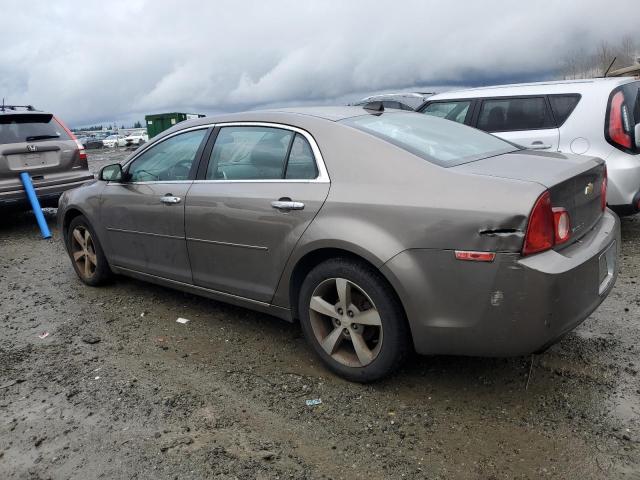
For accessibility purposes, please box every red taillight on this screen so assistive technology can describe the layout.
[522,191,555,255]
[608,91,632,149]
[454,251,496,262]
[54,115,87,161]
[523,190,575,255]
[552,207,571,244]
[601,166,607,212]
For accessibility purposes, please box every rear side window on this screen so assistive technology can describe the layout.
[285,134,317,179]
[421,101,471,124]
[548,94,580,125]
[477,97,554,132]
[341,112,518,167]
[207,127,319,180]
[207,126,293,180]
[0,114,71,145]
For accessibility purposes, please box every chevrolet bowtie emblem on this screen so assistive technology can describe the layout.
[584,182,594,195]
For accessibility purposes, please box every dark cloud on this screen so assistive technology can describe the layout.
[1,0,637,126]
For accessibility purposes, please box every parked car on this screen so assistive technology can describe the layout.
[124,131,148,146]
[352,92,434,111]
[75,134,103,149]
[0,105,93,209]
[76,135,90,147]
[103,134,126,148]
[418,77,640,214]
[58,107,619,382]
[84,137,105,149]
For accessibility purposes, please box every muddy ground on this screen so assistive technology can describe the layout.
[1,148,639,479]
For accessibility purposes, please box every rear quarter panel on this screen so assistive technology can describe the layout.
[271,121,545,309]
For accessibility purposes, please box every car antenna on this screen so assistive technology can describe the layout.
[363,101,384,114]
[603,56,617,77]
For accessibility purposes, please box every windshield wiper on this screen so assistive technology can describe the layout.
[25,134,60,141]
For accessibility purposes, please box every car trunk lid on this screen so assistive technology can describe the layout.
[452,150,606,245]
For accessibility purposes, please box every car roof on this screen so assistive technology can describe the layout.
[148,106,417,145]
[179,106,378,128]
[425,77,638,101]
[0,109,53,117]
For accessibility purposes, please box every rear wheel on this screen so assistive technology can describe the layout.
[67,215,111,286]
[298,258,410,382]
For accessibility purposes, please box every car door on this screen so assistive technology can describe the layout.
[473,96,559,151]
[101,127,210,283]
[185,124,330,303]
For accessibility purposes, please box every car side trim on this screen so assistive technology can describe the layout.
[112,265,274,307]
[105,227,183,240]
[186,237,268,251]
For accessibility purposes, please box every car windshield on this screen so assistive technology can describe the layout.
[341,112,519,167]
[0,114,71,145]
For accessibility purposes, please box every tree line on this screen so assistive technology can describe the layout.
[560,36,639,79]
[74,121,143,132]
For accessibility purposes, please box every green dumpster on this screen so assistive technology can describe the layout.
[145,112,206,138]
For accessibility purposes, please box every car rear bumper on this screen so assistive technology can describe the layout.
[381,209,620,356]
[0,171,94,208]
[606,150,640,209]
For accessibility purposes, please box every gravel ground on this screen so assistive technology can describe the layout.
[1,149,639,479]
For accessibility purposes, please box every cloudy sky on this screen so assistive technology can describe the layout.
[1,0,638,127]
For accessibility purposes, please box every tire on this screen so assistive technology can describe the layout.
[298,258,411,382]
[66,215,111,286]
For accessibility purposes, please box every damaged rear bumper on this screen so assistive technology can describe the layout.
[381,210,620,357]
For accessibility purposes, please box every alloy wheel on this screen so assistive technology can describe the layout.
[308,277,383,368]
[70,226,97,280]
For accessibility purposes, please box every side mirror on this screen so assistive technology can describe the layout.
[635,123,640,149]
[99,163,124,182]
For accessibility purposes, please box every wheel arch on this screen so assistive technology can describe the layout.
[61,207,86,244]
[284,246,409,331]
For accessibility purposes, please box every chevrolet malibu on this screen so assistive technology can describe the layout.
[57,106,620,382]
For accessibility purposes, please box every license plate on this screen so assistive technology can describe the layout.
[598,240,616,295]
[7,152,57,170]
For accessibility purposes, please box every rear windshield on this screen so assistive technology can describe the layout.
[341,112,518,167]
[0,114,71,145]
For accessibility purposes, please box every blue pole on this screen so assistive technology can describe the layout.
[19,172,52,239]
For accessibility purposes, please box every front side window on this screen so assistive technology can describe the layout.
[421,101,471,124]
[477,97,553,132]
[127,129,207,182]
[206,126,318,180]
[342,112,518,167]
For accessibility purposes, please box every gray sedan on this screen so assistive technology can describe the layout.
[57,107,620,382]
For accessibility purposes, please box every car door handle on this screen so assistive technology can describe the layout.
[529,141,551,150]
[271,200,305,211]
[160,195,181,204]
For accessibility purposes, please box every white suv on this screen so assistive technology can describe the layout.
[419,78,640,213]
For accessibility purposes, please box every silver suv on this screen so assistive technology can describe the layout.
[0,105,93,209]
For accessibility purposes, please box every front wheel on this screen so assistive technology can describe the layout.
[67,215,111,286]
[298,258,411,382]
